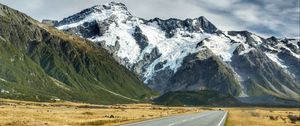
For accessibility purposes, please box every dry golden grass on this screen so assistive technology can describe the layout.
[0,99,203,126]
[224,107,300,126]
[0,99,299,126]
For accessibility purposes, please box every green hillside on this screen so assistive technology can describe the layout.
[0,4,154,104]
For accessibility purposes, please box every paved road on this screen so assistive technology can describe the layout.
[122,111,227,126]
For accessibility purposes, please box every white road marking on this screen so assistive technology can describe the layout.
[123,111,228,126]
[167,111,215,126]
[217,112,228,126]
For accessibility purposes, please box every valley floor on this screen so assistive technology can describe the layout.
[225,107,300,126]
[0,99,299,126]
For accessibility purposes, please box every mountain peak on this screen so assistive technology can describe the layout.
[92,2,129,13]
[194,16,218,33]
[56,2,132,28]
[57,2,217,35]
[103,2,127,9]
[146,16,217,37]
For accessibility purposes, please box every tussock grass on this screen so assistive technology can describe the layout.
[0,99,203,126]
[225,107,300,126]
[1,99,299,126]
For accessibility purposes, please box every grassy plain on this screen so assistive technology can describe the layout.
[0,99,299,126]
[225,107,300,126]
[0,99,202,126]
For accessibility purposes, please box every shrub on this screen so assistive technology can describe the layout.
[250,112,260,117]
[288,115,300,123]
[269,116,278,120]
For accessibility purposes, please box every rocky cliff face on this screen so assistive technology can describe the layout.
[55,2,300,104]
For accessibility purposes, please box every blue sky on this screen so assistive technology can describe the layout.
[0,0,299,38]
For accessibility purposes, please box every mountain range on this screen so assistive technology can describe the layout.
[54,2,300,105]
[0,2,299,106]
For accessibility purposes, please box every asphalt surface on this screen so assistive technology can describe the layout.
[122,111,228,126]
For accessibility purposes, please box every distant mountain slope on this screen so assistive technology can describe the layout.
[0,3,154,104]
[55,2,300,105]
[154,90,242,106]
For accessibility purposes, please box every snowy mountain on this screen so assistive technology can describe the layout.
[55,2,300,105]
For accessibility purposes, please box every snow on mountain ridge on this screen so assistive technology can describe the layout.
[56,2,227,83]
[54,2,300,103]
[57,2,131,30]
[139,22,210,82]
[55,2,275,84]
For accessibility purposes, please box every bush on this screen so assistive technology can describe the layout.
[250,112,260,117]
[82,111,93,115]
[288,115,300,123]
[269,116,278,120]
